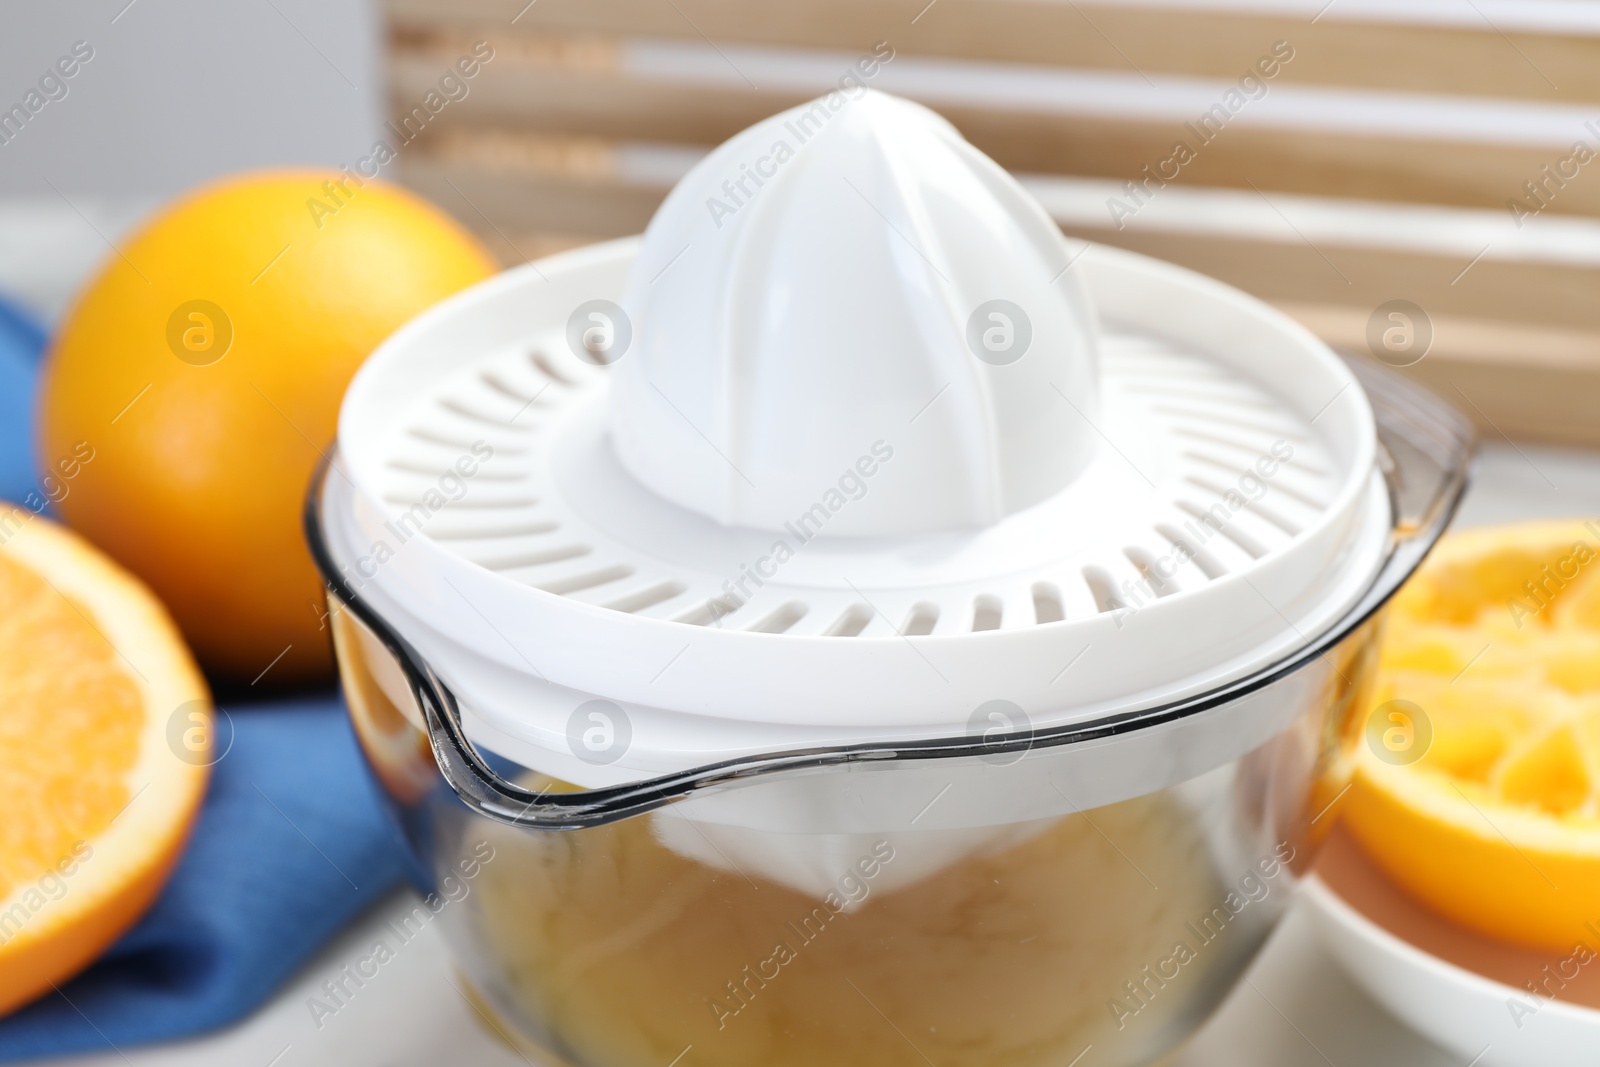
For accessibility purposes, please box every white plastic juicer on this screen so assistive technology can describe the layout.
[310,91,1472,1067]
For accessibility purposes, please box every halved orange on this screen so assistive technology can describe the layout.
[1345,520,1600,953]
[0,505,210,1014]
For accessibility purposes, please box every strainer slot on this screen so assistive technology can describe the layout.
[1182,475,1301,536]
[1123,546,1178,597]
[1252,474,1324,512]
[674,595,741,627]
[823,604,873,637]
[1176,433,1332,479]
[389,495,539,510]
[534,564,634,594]
[1182,451,1329,511]
[1173,426,1273,457]
[405,426,526,454]
[1158,406,1308,446]
[480,371,546,407]
[1156,523,1225,580]
[748,602,808,634]
[1177,500,1267,559]
[427,521,559,541]
[463,471,528,484]
[1244,498,1301,537]
[901,602,940,635]
[971,594,1003,631]
[387,460,454,476]
[440,397,536,430]
[602,581,687,614]
[386,455,525,483]
[529,348,578,386]
[479,546,591,571]
[1081,566,1126,614]
[1031,583,1065,623]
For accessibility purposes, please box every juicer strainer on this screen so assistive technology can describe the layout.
[305,299,1471,834]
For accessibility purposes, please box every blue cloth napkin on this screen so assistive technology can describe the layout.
[0,294,46,506]
[0,295,412,1060]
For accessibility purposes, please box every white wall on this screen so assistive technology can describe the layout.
[0,0,385,321]
[0,0,383,194]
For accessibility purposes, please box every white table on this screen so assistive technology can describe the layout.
[22,440,1600,1067]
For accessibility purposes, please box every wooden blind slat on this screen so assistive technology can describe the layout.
[388,0,1600,103]
[391,51,1600,217]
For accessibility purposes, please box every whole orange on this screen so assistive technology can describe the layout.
[38,171,496,686]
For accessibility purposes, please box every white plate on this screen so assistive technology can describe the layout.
[1303,825,1600,1067]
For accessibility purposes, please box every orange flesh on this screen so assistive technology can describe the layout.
[1345,521,1600,953]
[0,552,139,894]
